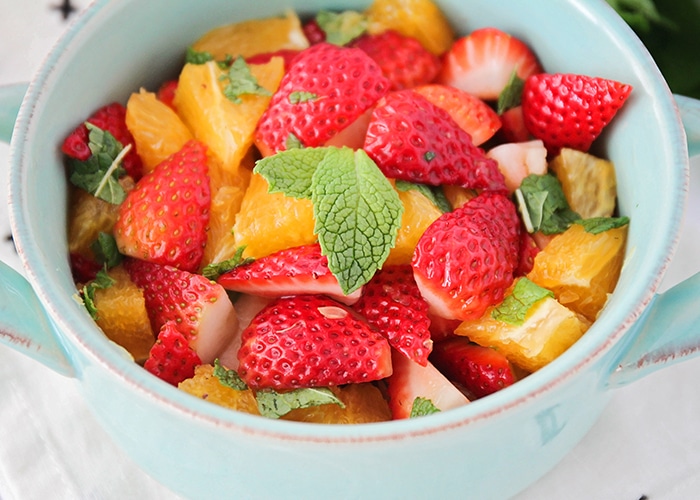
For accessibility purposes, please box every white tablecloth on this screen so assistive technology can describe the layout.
[1,2,699,499]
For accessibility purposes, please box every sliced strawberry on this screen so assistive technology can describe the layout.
[350,30,441,90]
[246,49,300,72]
[363,89,506,192]
[125,258,238,364]
[61,102,143,179]
[438,27,543,101]
[498,105,530,143]
[237,295,392,390]
[430,337,516,400]
[144,321,202,386]
[386,349,469,419]
[254,42,390,156]
[217,243,362,305]
[114,140,210,273]
[69,252,101,284]
[413,84,501,146]
[521,73,633,155]
[156,80,179,111]
[428,312,461,343]
[517,227,540,276]
[486,139,547,193]
[353,266,432,366]
[217,294,273,371]
[412,192,520,321]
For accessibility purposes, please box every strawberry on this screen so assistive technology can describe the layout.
[61,102,143,179]
[486,139,547,193]
[498,105,530,143]
[521,73,633,155]
[430,337,516,399]
[156,80,179,111]
[144,321,202,386]
[302,18,326,45]
[412,192,520,321]
[517,227,540,276]
[386,349,469,419]
[237,295,392,390]
[413,84,501,146]
[363,89,507,192]
[353,266,433,366]
[125,258,238,364]
[217,243,363,305]
[69,252,101,283]
[254,42,390,156]
[113,140,210,273]
[350,30,441,90]
[438,27,543,101]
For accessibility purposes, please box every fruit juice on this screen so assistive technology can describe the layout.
[62,0,631,423]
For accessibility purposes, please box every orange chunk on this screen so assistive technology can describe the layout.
[179,364,260,415]
[386,186,442,265]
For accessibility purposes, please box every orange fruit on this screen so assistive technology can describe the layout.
[179,364,260,415]
[527,222,628,321]
[125,88,193,174]
[92,264,155,362]
[365,0,455,55]
[386,187,442,265]
[282,384,391,424]
[233,172,317,259]
[191,10,309,60]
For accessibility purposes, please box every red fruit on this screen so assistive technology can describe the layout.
[125,258,238,364]
[350,30,441,90]
[237,295,392,390]
[114,140,210,273]
[386,349,469,419]
[498,105,530,143]
[517,227,540,276]
[61,102,143,179]
[144,321,202,386]
[69,252,101,283]
[412,192,520,321]
[217,243,362,305]
[254,42,390,155]
[353,266,433,366]
[438,27,543,101]
[157,80,179,110]
[414,84,501,146]
[246,49,301,72]
[364,89,506,191]
[430,337,516,399]
[303,19,326,45]
[521,73,633,155]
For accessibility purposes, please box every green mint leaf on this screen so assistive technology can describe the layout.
[90,232,123,269]
[575,216,630,235]
[220,56,272,104]
[497,70,525,114]
[202,246,254,280]
[256,387,345,419]
[185,46,215,64]
[285,133,304,150]
[289,91,319,104]
[491,278,554,326]
[410,397,441,418]
[395,180,452,213]
[311,148,403,295]
[254,147,331,198]
[516,174,581,235]
[213,359,248,390]
[82,268,115,320]
[316,10,368,46]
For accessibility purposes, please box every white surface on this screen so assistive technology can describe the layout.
[1,2,699,499]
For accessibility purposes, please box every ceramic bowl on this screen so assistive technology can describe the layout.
[1,0,700,498]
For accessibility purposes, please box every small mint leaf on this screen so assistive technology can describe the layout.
[316,10,368,46]
[254,147,331,198]
[220,56,272,104]
[517,174,580,235]
[185,46,215,64]
[575,216,630,235]
[82,268,115,320]
[289,91,319,104]
[90,232,123,269]
[497,70,525,114]
[213,359,248,390]
[491,278,554,326]
[410,397,441,417]
[255,387,345,419]
[395,180,452,213]
[202,246,254,281]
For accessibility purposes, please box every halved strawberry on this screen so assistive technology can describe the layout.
[144,321,201,386]
[498,105,530,143]
[363,89,507,192]
[125,258,238,364]
[113,140,210,273]
[353,266,432,366]
[430,337,516,400]
[486,139,547,193]
[386,349,469,419]
[156,80,179,111]
[438,27,543,101]
[217,243,362,305]
[237,295,392,390]
[412,192,521,321]
[517,227,540,276]
[521,72,633,155]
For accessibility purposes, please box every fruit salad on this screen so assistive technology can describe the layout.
[63,0,632,424]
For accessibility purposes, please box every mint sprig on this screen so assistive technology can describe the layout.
[255,387,345,419]
[220,56,272,104]
[515,174,580,235]
[410,397,441,418]
[491,278,554,326]
[90,232,123,269]
[202,246,254,281]
[81,268,115,320]
[497,70,525,114]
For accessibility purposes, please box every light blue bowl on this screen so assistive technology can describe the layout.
[1,0,699,498]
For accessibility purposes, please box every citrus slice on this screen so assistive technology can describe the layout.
[386,186,442,265]
[179,364,260,415]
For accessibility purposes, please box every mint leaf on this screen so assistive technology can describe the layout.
[289,91,319,104]
[316,10,367,46]
[395,180,452,213]
[90,232,123,269]
[491,278,554,326]
[82,268,115,320]
[255,387,345,419]
[213,359,248,390]
[185,46,215,64]
[575,216,630,235]
[516,174,580,235]
[220,56,272,104]
[410,397,441,417]
[285,133,304,150]
[254,147,330,198]
[202,246,254,281]
[497,70,525,114]
[311,148,403,295]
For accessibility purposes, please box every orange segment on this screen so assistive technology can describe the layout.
[282,384,391,424]
[527,222,628,321]
[191,10,309,60]
[233,172,316,259]
[179,364,260,415]
[386,187,442,265]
